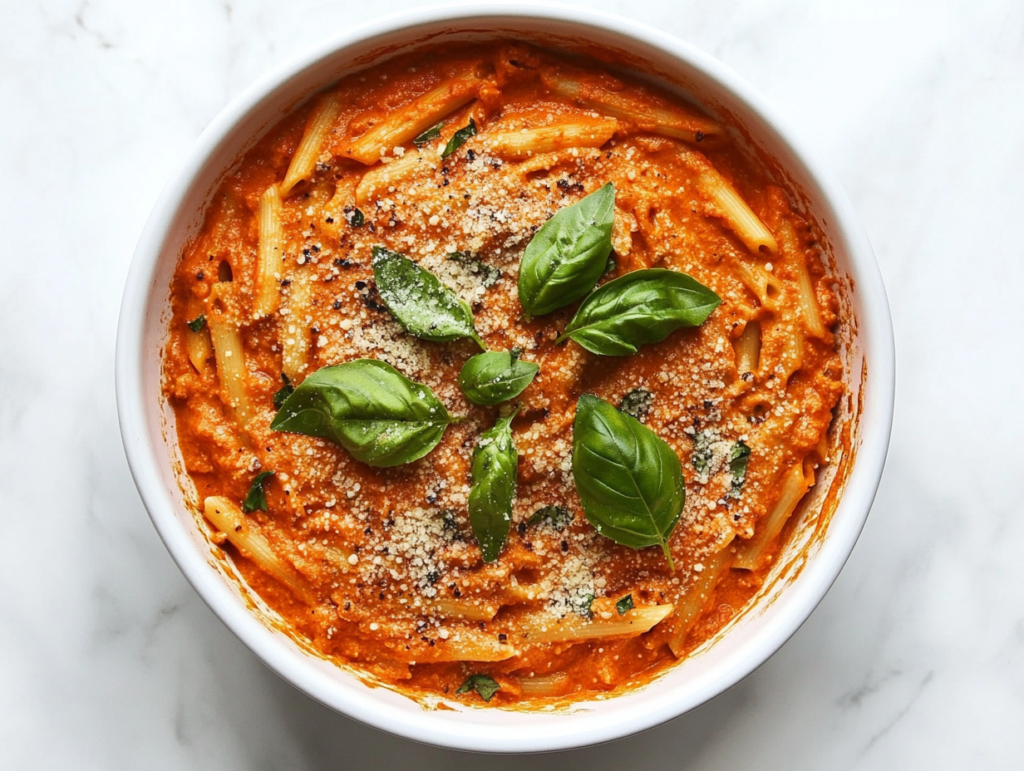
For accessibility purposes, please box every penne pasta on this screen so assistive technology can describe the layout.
[355,147,434,205]
[426,635,515,662]
[343,68,482,165]
[280,92,345,197]
[517,604,673,644]
[690,155,778,254]
[203,496,315,604]
[517,672,569,697]
[254,184,284,319]
[482,119,619,159]
[542,72,722,144]
[184,297,212,374]
[733,320,761,376]
[776,218,825,338]
[206,283,251,427]
[428,598,499,622]
[735,261,784,310]
[669,534,736,657]
[281,271,312,383]
[733,463,813,570]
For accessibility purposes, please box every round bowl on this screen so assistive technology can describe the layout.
[116,2,894,753]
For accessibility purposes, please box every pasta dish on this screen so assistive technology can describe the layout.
[162,42,848,706]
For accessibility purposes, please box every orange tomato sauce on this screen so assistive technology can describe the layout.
[163,43,846,706]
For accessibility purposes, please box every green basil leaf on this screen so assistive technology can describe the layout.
[242,471,275,513]
[618,387,653,422]
[272,373,294,409]
[344,207,364,228]
[187,314,207,333]
[459,350,539,405]
[372,246,484,349]
[413,121,443,146]
[456,674,500,702]
[572,394,684,569]
[441,118,477,159]
[518,182,615,318]
[727,440,752,500]
[270,359,457,467]
[528,504,572,529]
[468,409,519,562]
[616,594,634,615]
[447,251,501,288]
[557,269,721,356]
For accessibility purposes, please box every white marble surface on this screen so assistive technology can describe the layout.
[1,0,1021,767]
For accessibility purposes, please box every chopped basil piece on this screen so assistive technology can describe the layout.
[441,118,477,159]
[616,594,634,615]
[413,121,443,146]
[528,505,572,529]
[618,387,653,422]
[242,471,275,513]
[456,674,500,702]
[187,314,207,333]
[272,373,294,409]
[447,251,502,288]
[344,207,365,228]
[727,440,752,500]
[692,430,714,476]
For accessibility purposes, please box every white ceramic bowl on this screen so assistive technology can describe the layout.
[116,2,894,753]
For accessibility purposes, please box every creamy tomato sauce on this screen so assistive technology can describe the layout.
[163,43,846,706]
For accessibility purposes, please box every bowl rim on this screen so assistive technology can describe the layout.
[116,1,895,753]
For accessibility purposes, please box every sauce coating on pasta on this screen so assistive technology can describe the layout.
[163,43,846,706]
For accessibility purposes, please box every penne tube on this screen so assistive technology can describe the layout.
[694,159,778,254]
[517,604,673,644]
[184,297,212,374]
[733,463,813,570]
[343,68,481,165]
[281,271,312,383]
[543,72,722,144]
[206,283,251,427]
[735,261,784,310]
[482,119,619,159]
[777,323,805,385]
[355,147,434,205]
[517,672,569,697]
[669,533,736,657]
[776,218,825,338]
[203,496,315,604]
[254,184,284,319]
[280,92,345,197]
[732,320,761,376]
[428,598,499,622]
[423,635,515,662]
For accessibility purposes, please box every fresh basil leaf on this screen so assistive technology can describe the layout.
[344,207,364,228]
[557,269,721,356]
[618,388,653,422]
[459,350,539,405]
[270,359,457,467]
[469,409,519,562]
[573,592,595,618]
[447,251,501,288]
[441,118,477,159]
[518,182,615,319]
[616,594,634,615]
[727,440,752,500]
[372,246,484,349]
[456,674,500,702]
[242,471,275,513]
[572,394,684,569]
[187,314,207,333]
[414,121,443,146]
[272,373,294,409]
[528,504,572,529]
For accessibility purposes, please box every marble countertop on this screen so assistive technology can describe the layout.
[2,0,1021,767]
